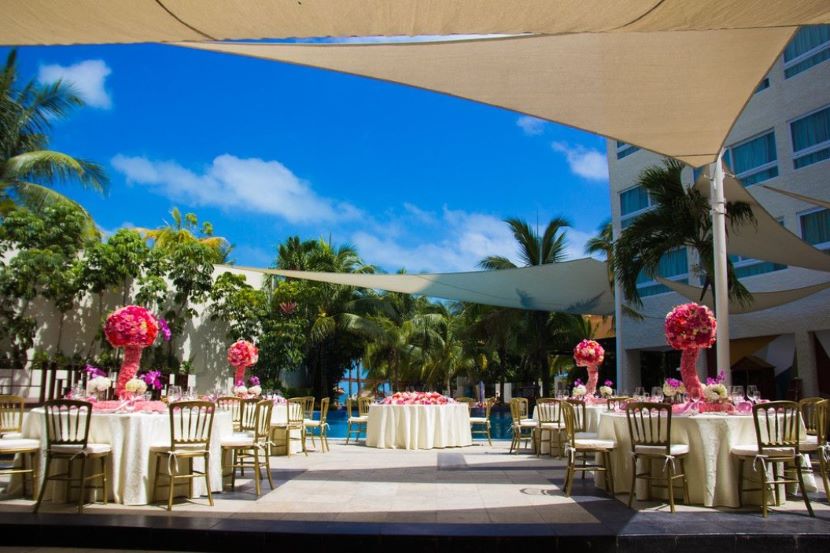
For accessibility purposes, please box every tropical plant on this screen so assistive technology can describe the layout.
[585,219,643,321]
[613,159,756,307]
[0,50,107,223]
[136,207,231,263]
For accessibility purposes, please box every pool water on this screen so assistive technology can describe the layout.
[311,407,515,440]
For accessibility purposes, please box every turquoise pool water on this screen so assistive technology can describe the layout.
[310,407,514,440]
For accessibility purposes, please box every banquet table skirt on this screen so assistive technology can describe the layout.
[596,412,815,508]
[366,404,472,450]
[17,408,232,505]
[268,404,304,455]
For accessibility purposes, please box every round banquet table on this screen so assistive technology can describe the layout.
[366,404,472,449]
[17,406,232,505]
[596,411,815,507]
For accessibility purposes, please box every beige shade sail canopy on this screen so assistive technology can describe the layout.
[762,185,830,211]
[695,169,830,272]
[181,29,793,167]
[655,276,830,315]
[222,258,615,315]
[3,1,829,45]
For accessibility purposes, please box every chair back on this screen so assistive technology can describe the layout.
[0,394,25,435]
[358,397,373,417]
[560,401,579,447]
[216,396,242,430]
[509,397,529,423]
[752,400,801,453]
[816,399,829,446]
[301,396,315,419]
[535,399,562,425]
[253,399,274,442]
[455,397,475,412]
[565,398,588,432]
[168,401,215,451]
[42,399,92,448]
[286,399,305,424]
[606,396,629,412]
[346,398,357,418]
[482,397,495,419]
[625,402,673,454]
[799,397,824,436]
[319,397,330,424]
[239,397,260,432]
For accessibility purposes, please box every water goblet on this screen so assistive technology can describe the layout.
[730,385,744,405]
[168,385,182,403]
[746,385,760,403]
[634,387,645,401]
[651,386,664,403]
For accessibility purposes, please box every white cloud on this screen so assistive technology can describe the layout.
[564,228,595,261]
[111,154,361,224]
[516,115,546,136]
[551,141,608,181]
[38,60,112,109]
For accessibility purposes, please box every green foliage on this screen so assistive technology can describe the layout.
[209,272,266,340]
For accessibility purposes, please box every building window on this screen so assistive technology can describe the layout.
[783,25,830,79]
[619,185,652,229]
[725,130,778,186]
[754,77,770,94]
[637,248,688,297]
[791,106,830,169]
[801,208,830,249]
[616,141,640,159]
[729,255,787,278]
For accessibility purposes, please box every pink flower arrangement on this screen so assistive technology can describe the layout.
[664,303,716,351]
[227,339,259,384]
[104,305,159,348]
[573,339,605,366]
[382,391,456,405]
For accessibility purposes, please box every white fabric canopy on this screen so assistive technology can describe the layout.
[655,277,830,314]
[3,1,829,45]
[695,168,830,272]
[225,259,614,315]
[762,185,830,211]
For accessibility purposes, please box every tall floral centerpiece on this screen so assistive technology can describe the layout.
[664,302,717,400]
[105,305,160,399]
[227,339,258,385]
[573,339,605,395]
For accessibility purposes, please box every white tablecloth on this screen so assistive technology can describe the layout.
[19,408,232,505]
[596,411,815,507]
[269,404,304,454]
[366,404,472,449]
[531,404,605,455]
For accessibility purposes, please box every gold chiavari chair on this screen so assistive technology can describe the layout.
[216,396,243,431]
[150,400,215,511]
[0,395,40,499]
[220,399,274,496]
[345,397,371,444]
[34,400,111,513]
[731,401,814,517]
[606,396,629,412]
[270,398,307,457]
[561,401,616,497]
[509,398,536,454]
[799,397,823,450]
[469,397,494,446]
[455,397,476,413]
[565,398,597,438]
[304,397,331,452]
[535,399,564,457]
[625,401,690,513]
[811,399,830,501]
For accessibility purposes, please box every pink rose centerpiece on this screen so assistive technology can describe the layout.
[382,391,456,405]
[573,339,605,395]
[664,302,716,401]
[227,339,259,385]
[105,305,163,399]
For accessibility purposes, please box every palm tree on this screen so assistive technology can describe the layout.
[480,216,576,396]
[0,50,107,220]
[136,207,231,263]
[585,219,643,321]
[613,159,755,307]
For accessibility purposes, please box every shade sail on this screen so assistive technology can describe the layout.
[3,1,829,46]
[695,170,830,272]
[181,29,793,167]
[762,185,830,210]
[656,277,830,314]
[223,259,615,315]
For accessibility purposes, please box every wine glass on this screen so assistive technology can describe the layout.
[168,385,182,402]
[651,386,664,403]
[634,387,645,401]
[747,385,760,403]
[730,385,744,405]
[186,385,197,400]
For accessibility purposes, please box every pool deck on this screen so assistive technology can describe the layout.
[1,440,829,552]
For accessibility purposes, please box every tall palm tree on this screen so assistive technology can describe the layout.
[480,216,575,396]
[613,159,755,307]
[585,220,643,321]
[136,207,231,263]
[0,50,107,219]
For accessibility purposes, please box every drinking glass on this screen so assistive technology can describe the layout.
[168,385,182,402]
[634,387,645,400]
[651,386,664,403]
[747,385,760,403]
[186,385,197,400]
[730,385,744,405]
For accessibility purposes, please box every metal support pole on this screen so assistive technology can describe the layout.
[709,154,731,385]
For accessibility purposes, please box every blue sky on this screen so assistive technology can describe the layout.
[4,41,611,272]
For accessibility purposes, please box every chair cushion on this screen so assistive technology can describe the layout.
[221,433,255,447]
[800,440,819,452]
[348,416,368,423]
[574,438,616,450]
[469,417,489,424]
[0,438,40,451]
[150,443,209,454]
[730,444,796,457]
[304,420,323,427]
[519,420,538,427]
[50,443,111,455]
[576,431,598,440]
[538,422,563,430]
[635,444,689,456]
[1,432,23,440]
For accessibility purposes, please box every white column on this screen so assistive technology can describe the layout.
[709,155,732,385]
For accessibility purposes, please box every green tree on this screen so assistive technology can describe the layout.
[585,219,642,321]
[136,207,231,263]
[209,271,267,341]
[613,159,756,307]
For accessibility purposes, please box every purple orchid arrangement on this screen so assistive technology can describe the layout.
[140,370,162,390]
[84,364,106,378]
[603,379,614,387]
[573,378,583,386]
[248,375,260,386]
[157,317,172,342]
[666,377,683,388]
[705,371,726,386]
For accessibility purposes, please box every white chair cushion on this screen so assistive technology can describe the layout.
[574,438,616,450]
[519,420,538,427]
[635,444,689,456]
[803,434,818,444]
[221,433,255,447]
[50,443,111,455]
[304,420,323,427]
[730,444,796,457]
[0,438,40,451]
[800,440,819,452]
[303,418,315,425]
[149,443,208,454]
[1,432,24,440]
[348,416,368,423]
[575,431,598,440]
[538,422,563,430]
[469,417,489,424]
